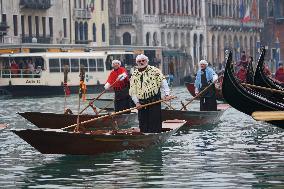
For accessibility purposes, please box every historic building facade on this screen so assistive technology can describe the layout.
[259,0,284,72]
[110,0,263,70]
[0,0,109,46]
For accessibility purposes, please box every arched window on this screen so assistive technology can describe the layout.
[75,21,78,42]
[268,0,274,17]
[79,22,84,41]
[123,32,131,45]
[146,32,150,46]
[93,23,96,42]
[102,24,105,42]
[121,0,133,14]
[101,0,104,11]
[84,22,88,41]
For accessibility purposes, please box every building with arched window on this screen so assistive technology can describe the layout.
[109,0,264,71]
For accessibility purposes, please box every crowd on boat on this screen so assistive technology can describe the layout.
[234,50,284,84]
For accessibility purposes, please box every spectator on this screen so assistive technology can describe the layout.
[275,62,284,83]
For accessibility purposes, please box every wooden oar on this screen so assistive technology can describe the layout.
[97,99,115,114]
[180,82,214,110]
[163,101,175,110]
[63,64,69,113]
[79,78,119,115]
[252,111,284,121]
[61,96,177,131]
[242,83,284,95]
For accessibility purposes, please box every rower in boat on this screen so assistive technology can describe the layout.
[129,54,172,133]
[194,60,218,111]
[104,59,132,112]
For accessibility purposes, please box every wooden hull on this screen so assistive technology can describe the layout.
[18,112,137,130]
[253,47,284,100]
[185,82,224,101]
[12,120,186,155]
[161,104,229,126]
[222,51,284,129]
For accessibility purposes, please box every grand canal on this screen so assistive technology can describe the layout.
[0,86,283,188]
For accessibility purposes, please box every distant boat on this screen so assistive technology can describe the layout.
[11,120,186,155]
[0,51,134,97]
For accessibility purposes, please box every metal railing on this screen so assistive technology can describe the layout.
[0,69,42,78]
[73,8,92,19]
[117,15,135,25]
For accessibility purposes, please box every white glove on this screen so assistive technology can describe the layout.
[195,88,199,95]
[118,73,127,81]
[104,82,110,90]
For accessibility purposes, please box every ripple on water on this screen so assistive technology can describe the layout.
[0,87,284,188]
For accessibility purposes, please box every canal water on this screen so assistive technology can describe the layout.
[0,87,283,188]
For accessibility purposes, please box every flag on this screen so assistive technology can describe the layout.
[239,0,245,20]
[242,4,251,23]
[64,82,70,96]
[251,0,258,19]
[79,81,87,101]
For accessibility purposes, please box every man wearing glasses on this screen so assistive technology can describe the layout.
[129,54,171,133]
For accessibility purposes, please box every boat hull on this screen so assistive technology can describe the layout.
[185,82,224,101]
[18,112,137,130]
[0,84,105,97]
[12,120,186,155]
[161,104,228,126]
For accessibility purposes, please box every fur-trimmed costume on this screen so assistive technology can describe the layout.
[130,65,169,133]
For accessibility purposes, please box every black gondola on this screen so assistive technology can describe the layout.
[254,47,284,100]
[222,51,284,129]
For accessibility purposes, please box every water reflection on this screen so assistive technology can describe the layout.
[18,147,164,188]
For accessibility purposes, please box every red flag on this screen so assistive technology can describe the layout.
[251,0,258,20]
[64,82,70,96]
[242,5,251,23]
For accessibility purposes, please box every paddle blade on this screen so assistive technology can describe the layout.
[252,111,284,121]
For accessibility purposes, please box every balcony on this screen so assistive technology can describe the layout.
[206,17,264,29]
[143,15,202,28]
[74,9,91,19]
[117,15,135,25]
[20,0,52,9]
[22,35,52,44]
[0,22,9,36]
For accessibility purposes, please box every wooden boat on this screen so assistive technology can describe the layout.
[222,51,284,129]
[161,104,229,126]
[11,120,186,155]
[253,47,284,100]
[185,82,224,101]
[18,111,137,130]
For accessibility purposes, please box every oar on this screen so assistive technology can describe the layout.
[61,96,177,131]
[97,99,115,114]
[180,83,214,111]
[79,78,119,115]
[163,101,175,110]
[63,64,69,113]
[242,83,284,95]
[252,111,284,121]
